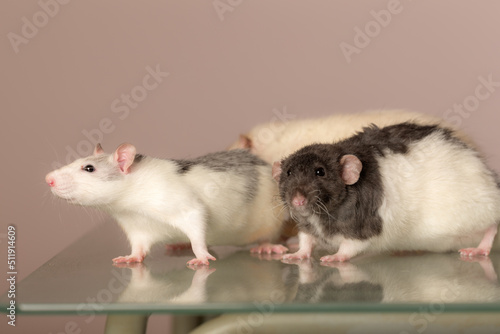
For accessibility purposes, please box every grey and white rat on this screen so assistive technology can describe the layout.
[229,110,477,242]
[46,143,286,266]
[273,122,500,262]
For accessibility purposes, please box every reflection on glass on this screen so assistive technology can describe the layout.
[113,250,500,305]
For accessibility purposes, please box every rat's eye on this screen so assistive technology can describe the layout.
[315,167,325,177]
[287,169,292,176]
[83,165,95,173]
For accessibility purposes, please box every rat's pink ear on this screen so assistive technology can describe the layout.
[94,143,104,155]
[272,161,282,182]
[114,143,136,174]
[238,134,252,149]
[340,155,362,185]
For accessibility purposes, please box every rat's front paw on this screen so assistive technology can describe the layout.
[251,243,289,254]
[112,255,145,264]
[320,253,351,263]
[459,248,490,257]
[186,255,216,267]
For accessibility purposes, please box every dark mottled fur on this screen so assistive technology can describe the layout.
[279,122,464,241]
[174,149,269,201]
[175,149,268,173]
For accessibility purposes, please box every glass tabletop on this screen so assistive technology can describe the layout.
[2,221,500,315]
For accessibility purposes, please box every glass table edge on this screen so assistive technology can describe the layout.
[2,302,500,315]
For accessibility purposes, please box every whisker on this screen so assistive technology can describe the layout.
[272,202,289,219]
[271,200,285,210]
[317,200,334,220]
[289,210,299,223]
[312,206,321,216]
[314,196,336,236]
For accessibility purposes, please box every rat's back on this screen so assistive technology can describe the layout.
[171,149,283,246]
[371,124,500,252]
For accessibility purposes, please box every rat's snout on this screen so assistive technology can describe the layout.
[45,173,56,187]
[45,170,78,202]
[292,192,307,207]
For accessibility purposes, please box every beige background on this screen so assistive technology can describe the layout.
[1,1,500,333]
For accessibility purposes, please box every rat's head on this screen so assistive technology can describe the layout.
[272,144,362,218]
[45,143,138,206]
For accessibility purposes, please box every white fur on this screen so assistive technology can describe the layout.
[371,132,500,253]
[229,109,475,164]
[47,152,283,263]
[286,129,500,261]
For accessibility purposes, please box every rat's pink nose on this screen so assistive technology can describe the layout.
[46,174,56,187]
[292,194,307,207]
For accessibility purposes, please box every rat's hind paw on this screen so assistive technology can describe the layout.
[320,253,351,263]
[251,243,288,254]
[459,248,490,257]
[282,250,311,262]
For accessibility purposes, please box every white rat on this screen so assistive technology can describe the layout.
[229,109,476,164]
[46,143,286,266]
[273,122,500,262]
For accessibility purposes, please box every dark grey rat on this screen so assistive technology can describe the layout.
[272,122,500,262]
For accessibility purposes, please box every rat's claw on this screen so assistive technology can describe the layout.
[112,262,145,269]
[459,248,490,257]
[187,258,209,266]
[112,255,145,264]
[186,255,216,267]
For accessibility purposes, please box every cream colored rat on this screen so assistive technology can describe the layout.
[229,109,475,164]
